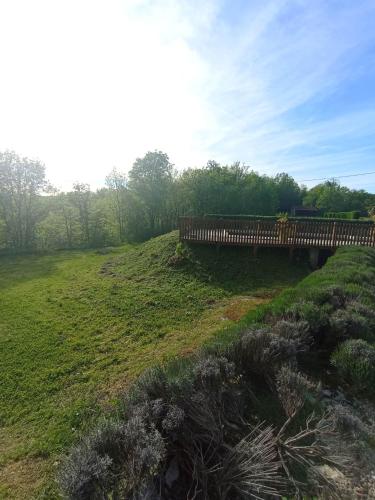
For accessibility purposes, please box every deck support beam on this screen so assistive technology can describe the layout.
[253,246,259,258]
[309,247,320,269]
[289,247,294,262]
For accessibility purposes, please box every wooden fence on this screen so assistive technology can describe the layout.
[179,216,375,249]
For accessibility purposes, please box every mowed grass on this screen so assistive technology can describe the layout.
[0,232,309,498]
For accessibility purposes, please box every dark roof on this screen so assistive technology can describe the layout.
[292,206,319,211]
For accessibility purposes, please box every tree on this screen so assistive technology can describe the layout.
[70,183,91,245]
[178,162,252,216]
[105,168,128,241]
[128,151,174,236]
[0,150,46,250]
[273,173,302,212]
[302,180,373,213]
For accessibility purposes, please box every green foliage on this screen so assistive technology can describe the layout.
[324,210,360,219]
[57,243,375,500]
[128,151,175,238]
[274,173,302,212]
[243,246,375,347]
[277,212,289,222]
[286,301,331,335]
[303,179,375,213]
[0,231,309,497]
[0,150,46,250]
[329,306,375,342]
[331,339,375,391]
[2,150,375,252]
[177,162,279,216]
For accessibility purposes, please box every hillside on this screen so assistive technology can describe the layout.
[61,245,375,499]
[0,232,309,498]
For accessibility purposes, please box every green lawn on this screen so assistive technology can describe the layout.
[0,232,309,498]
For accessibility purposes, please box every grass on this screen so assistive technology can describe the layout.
[0,231,309,498]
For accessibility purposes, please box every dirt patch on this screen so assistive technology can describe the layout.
[223,296,270,321]
[0,456,48,499]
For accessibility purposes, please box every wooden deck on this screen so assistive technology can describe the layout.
[179,216,375,249]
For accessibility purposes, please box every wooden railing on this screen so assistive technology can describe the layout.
[179,216,375,249]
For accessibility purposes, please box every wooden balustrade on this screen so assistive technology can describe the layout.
[179,216,375,249]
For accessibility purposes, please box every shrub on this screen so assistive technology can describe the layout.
[324,211,360,220]
[331,340,375,391]
[310,284,350,309]
[218,425,283,498]
[286,301,330,336]
[226,329,299,377]
[59,415,166,499]
[329,308,374,342]
[328,404,368,439]
[127,366,170,404]
[276,365,316,418]
[59,443,113,500]
[167,241,190,267]
[273,320,311,350]
[193,355,235,391]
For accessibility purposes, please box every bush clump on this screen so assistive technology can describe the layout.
[276,365,316,418]
[286,300,330,337]
[59,417,165,499]
[226,329,299,377]
[273,319,311,350]
[331,339,375,391]
[329,307,375,342]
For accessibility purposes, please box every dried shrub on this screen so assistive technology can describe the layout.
[226,329,299,378]
[59,444,113,500]
[328,403,368,439]
[193,355,235,391]
[59,416,166,499]
[161,404,185,434]
[276,365,316,418]
[276,413,347,498]
[273,319,311,350]
[218,425,284,498]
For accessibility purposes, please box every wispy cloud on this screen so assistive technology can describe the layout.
[195,1,375,188]
[0,0,374,190]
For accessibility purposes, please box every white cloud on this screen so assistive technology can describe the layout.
[0,0,374,191]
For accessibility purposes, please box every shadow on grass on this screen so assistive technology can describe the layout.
[180,243,311,294]
[0,251,83,291]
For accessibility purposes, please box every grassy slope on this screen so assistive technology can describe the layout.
[0,232,309,498]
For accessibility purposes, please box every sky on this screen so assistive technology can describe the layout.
[1,0,375,191]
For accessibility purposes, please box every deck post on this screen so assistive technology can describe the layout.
[309,247,320,269]
[253,246,258,258]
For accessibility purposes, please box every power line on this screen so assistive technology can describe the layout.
[298,170,375,183]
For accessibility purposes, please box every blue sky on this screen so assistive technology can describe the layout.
[0,0,375,191]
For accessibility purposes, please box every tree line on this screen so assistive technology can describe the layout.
[1,149,375,252]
